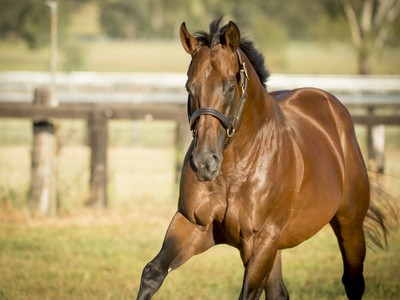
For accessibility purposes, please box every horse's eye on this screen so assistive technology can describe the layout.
[224,78,236,93]
[223,82,236,97]
[227,84,236,93]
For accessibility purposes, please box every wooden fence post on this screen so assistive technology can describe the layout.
[367,107,385,173]
[174,121,192,189]
[29,87,57,216]
[86,110,108,208]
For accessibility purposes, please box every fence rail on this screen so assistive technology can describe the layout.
[1,72,400,105]
[1,72,399,214]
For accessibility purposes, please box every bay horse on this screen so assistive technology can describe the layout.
[137,18,385,300]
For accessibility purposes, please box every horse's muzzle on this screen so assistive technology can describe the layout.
[191,151,221,181]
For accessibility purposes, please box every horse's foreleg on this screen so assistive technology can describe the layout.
[264,251,289,300]
[240,233,280,300]
[137,211,215,300]
[330,216,366,300]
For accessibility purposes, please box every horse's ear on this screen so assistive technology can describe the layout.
[180,22,198,56]
[223,21,240,52]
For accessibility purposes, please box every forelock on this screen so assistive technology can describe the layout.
[191,17,270,88]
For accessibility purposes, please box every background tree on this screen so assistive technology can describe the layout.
[338,0,400,74]
[0,0,49,48]
[2,0,399,74]
[0,0,87,49]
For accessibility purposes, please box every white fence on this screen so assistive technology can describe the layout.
[0,72,399,105]
[0,72,399,175]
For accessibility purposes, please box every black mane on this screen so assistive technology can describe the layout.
[194,17,270,88]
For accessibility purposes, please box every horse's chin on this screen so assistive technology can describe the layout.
[195,169,220,182]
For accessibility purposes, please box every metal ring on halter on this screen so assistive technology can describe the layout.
[227,127,236,138]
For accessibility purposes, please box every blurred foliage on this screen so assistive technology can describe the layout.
[0,0,398,74]
[1,0,399,47]
[0,0,89,49]
[97,0,351,41]
[0,0,49,48]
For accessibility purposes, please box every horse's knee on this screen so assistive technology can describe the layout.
[142,260,167,285]
[137,259,168,300]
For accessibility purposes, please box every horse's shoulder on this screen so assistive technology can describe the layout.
[271,88,349,117]
[269,89,292,102]
[270,87,333,103]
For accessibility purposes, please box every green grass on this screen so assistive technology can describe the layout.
[0,43,50,72]
[0,39,399,74]
[0,219,142,299]
[0,119,180,212]
[1,120,399,209]
[0,101,399,299]
[0,121,399,299]
[0,210,399,300]
[0,40,192,73]
[280,42,400,75]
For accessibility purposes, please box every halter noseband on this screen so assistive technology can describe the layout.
[188,49,249,143]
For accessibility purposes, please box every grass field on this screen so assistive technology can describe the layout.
[1,39,399,74]
[0,206,399,299]
[0,119,399,299]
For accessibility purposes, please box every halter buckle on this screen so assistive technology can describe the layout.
[241,62,249,80]
[227,127,236,138]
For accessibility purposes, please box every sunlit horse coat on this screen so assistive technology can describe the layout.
[137,18,386,300]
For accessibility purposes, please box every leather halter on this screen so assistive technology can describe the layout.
[188,49,249,143]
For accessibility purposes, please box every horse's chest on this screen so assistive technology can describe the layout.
[221,171,296,247]
[222,184,269,245]
[223,200,254,245]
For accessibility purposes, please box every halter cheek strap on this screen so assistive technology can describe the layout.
[188,49,249,143]
[231,50,249,135]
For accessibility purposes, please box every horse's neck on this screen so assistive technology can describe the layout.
[225,52,291,155]
[249,80,287,134]
[223,87,293,185]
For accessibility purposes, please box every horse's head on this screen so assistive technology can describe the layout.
[180,20,249,182]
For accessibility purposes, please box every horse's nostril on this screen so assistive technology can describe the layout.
[191,151,221,181]
[201,152,219,171]
[209,154,220,168]
[190,153,201,170]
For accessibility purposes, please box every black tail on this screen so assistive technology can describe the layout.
[364,174,399,251]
